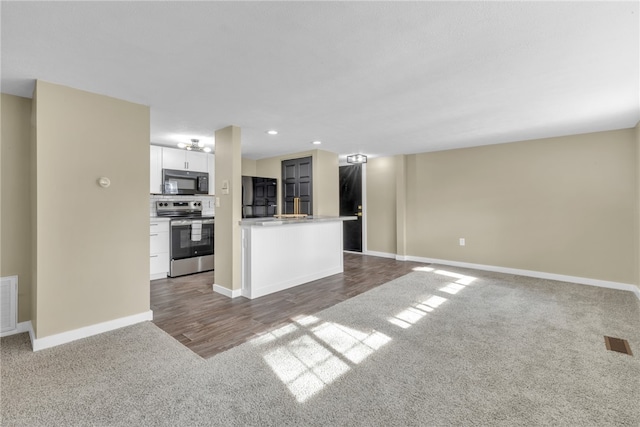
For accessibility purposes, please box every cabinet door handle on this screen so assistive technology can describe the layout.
[150,255,158,258]
[150,233,158,236]
[151,224,158,226]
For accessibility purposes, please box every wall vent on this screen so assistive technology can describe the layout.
[604,336,633,356]
[0,276,18,336]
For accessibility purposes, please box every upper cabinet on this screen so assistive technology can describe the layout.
[162,147,208,173]
[150,145,163,194]
[150,145,214,194]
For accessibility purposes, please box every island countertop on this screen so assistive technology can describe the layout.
[239,215,357,227]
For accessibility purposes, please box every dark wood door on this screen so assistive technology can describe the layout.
[339,164,362,252]
[282,157,313,214]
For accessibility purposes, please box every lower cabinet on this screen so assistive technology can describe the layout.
[150,219,170,280]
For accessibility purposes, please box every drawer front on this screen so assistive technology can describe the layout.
[150,221,169,233]
[150,231,169,254]
[150,252,169,275]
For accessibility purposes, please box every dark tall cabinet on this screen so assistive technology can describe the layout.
[282,156,313,215]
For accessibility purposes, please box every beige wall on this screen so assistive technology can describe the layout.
[214,126,243,291]
[1,94,33,322]
[365,156,397,254]
[402,128,637,284]
[33,81,150,338]
[255,149,339,216]
[242,158,257,176]
[314,150,339,216]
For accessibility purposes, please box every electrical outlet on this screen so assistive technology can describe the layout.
[459,238,465,246]
[215,197,220,208]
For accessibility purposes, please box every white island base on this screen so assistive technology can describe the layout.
[240,218,352,299]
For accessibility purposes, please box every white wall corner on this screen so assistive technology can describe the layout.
[213,284,242,298]
[30,310,154,352]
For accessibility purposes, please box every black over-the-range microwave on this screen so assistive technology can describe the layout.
[162,168,209,195]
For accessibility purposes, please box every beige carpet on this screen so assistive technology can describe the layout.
[2,265,639,426]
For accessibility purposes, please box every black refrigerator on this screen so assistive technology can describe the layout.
[241,176,278,218]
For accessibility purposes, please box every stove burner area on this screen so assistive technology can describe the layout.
[156,200,205,218]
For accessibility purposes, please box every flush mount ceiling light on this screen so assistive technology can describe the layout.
[347,154,367,164]
[311,140,322,145]
[178,139,211,153]
[266,130,278,135]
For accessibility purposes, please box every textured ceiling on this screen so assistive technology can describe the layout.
[2,1,638,161]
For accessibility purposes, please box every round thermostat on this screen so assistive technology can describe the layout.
[97,177,111,188]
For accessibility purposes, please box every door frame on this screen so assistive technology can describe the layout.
[361,163,367,253]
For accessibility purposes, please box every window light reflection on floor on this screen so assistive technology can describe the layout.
[259,318,391,403]
[413,266,435,272]
[257,267,480,403]
[251,323,300,346]
[434,269,476,285]
[389,267,477,330]
[312,322,391,364]
[388,294,445,329]
[263,335,350,403]
[439,282,466,294]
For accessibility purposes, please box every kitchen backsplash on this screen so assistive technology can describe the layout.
[150,194,215,217]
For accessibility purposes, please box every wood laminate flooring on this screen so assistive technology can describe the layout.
[151,253,428,359]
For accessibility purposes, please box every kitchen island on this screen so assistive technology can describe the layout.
[239,216,356,299]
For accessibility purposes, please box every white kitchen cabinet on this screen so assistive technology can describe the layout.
[187,151,209,172]
[208,154,216,195]
[150,219,170,280]
[162,147,209,172]
[150,145,163,194]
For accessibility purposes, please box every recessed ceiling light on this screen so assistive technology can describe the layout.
[311,140,322,145]
[266,130,278,135]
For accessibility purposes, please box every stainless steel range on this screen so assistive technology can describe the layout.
[156,201,214,277]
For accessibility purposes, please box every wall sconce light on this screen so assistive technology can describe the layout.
[347,154,367,164]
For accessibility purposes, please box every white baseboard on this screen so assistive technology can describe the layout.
[0,320,33,338]
[150,272,167,281]
[364,250,397,259]
[395,255,408,261]
[405,255,640,300]
[242,266,344,300]
[343,250,364,256]
[213,284,242,299]
[31,310,154,352]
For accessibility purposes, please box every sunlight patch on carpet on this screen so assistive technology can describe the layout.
[312,322,391,364]
[389,268,476,329]
[259,319,391,403]
[434,269,477,285]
